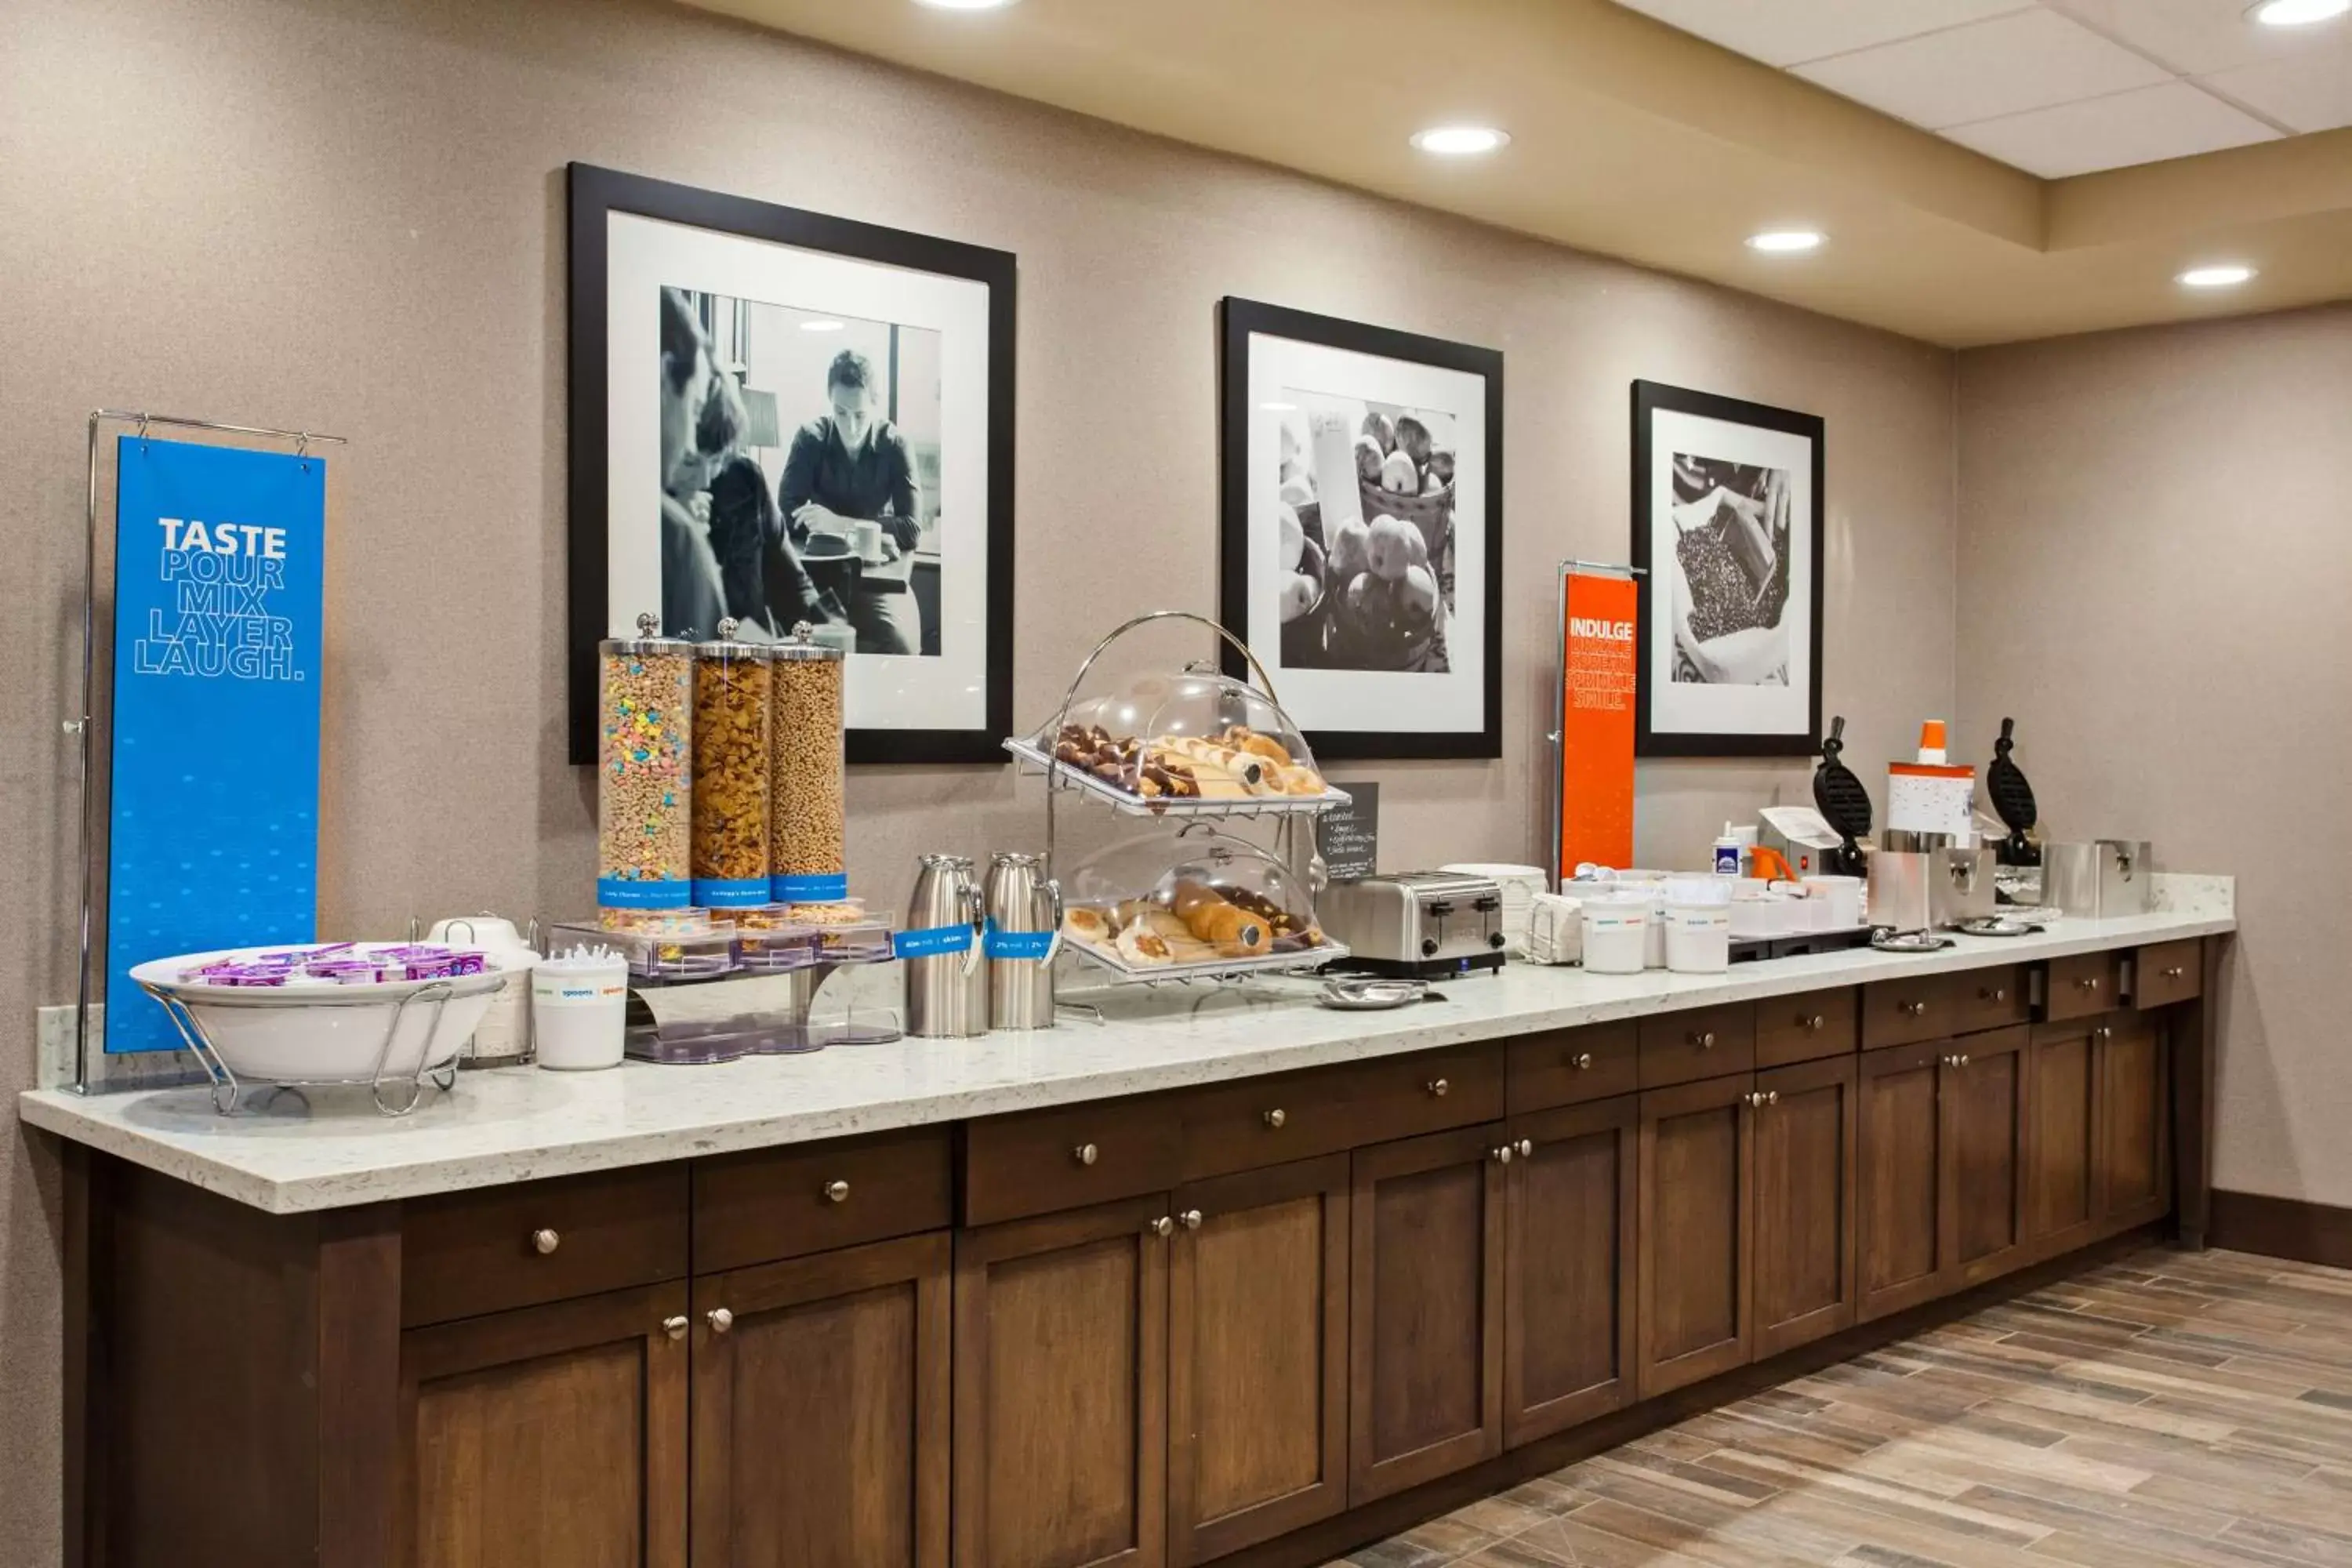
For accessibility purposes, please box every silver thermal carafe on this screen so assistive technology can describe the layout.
[983,851,1062,1033]
[905,854,988,1038]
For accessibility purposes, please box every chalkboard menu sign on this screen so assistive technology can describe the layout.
[1317,782,1379,881]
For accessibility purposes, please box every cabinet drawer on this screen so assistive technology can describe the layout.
[964,1092,1187,1226]
[1861,975,1952,1051]
[2044,951,2125,1023]
[1951,965,2031,1035]
[694,1124,953,1275]
[1506,1022,1639,1114]
[1755,989,1857,1069]
[1638,1004,1756,1089]
[401,1164,688,1328]
[2135,940,2203,1010]
[1182,1042,1503,1181]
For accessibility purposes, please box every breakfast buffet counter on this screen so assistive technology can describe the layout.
[21,897,2233,1215]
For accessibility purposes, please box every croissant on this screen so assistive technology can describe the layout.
[1223,727,1294,768]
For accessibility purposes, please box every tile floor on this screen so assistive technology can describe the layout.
[1326,1247,2352,1567]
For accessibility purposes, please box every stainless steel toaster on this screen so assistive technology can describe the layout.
[1318,872,1508,979]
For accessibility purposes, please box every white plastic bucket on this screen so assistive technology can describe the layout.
[1808,875,1864,930]
[1664,903,1732,973]
[532,953,630,1071]
[1581,901,1650,975]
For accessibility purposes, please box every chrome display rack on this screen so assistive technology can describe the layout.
[1009,610,1349,989]
[136,976,464,1118]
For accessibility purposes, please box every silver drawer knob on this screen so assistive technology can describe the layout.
[662,1316,688,1342]
[1805,1014,1825,1031]
[1073,1142,1099,1166]
[1744,1091,1767,1108]
[1572,1051,1593,1070]
[1426,1077,1450,1098]
[1980,987,2006,1003]
[1491,1145,1514,1165]
[824,1179,851,1203]
[708,1308,734,1334]
[2163,966,2186,979]
[2096,1025,2114,1040]
[2078,976,2102,991]
[1264,1108,1287,1129]
[1149,1215,1174,1238]
[1901,1000,1929,1018]
[1690,1030,1717,1048]
[531,1228,561,1256]
[1767,1091,1780,1105]
[1515,1138,1534,1157]
[1179,1209,1203,1230]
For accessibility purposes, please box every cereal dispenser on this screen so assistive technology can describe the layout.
[691,619,773,909]
[598,613,694,920]
[768,624,848,904]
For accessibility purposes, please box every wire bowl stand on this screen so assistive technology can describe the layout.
[137,977,464,1117]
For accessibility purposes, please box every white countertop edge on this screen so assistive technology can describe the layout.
[18,908,2234,1215]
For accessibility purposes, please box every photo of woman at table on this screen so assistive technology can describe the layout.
[779,347,927,657]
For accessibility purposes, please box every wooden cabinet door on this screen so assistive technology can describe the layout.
[2099,1014,2170,1229]
[1944,1025,2031,1289]
[1751,1057,1857,1360]
[1167,1156,1348,1566]
[1504,1094,1638,1447]
[1857,1043,1946,1322]
[953,1194,1171,1568]
[397,1282,688,1568]
[1348,1123,1506,1504]
[690,1233,949,1568]
[2026,1021,2102,1260]
[1636,1076,1754,1399]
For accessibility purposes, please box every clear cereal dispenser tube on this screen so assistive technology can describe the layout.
[769,624,848,904]
[691,619,774,909]
[598,612,695,918]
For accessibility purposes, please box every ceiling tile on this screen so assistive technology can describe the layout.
[1942,80,2280,176]
[1611,0,2031,69]
[2201,44,2352,132]
[1793,9,2174,129]
[2044,0,2328,78]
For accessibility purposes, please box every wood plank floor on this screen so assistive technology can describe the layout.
[1324,1248,2352,1568]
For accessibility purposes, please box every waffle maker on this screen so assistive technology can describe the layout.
[1812,717,1871,879]
[1986,717,2040,867]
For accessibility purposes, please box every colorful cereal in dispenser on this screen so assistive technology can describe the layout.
[768,625,848,903]
[691,619,773,908]
[598,613,694,915]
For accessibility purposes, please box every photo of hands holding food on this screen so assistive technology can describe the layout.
[1268,392,1460,673]
[1664,452,1794,688]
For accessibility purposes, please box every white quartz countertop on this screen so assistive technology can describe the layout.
[20,906,2232,1214]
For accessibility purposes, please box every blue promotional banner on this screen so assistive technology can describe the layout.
[106,437,326,1052]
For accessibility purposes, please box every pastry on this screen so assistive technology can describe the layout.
[1170,881,1269,951]
[1221,725,1293,768]
[1114,923,1175,967]
[1062,907,1112,946]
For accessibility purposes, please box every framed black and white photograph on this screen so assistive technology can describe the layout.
[566,163,1015,764]
[1631,380,1824,757]
[1219,299,1502,760]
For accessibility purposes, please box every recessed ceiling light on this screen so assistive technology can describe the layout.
[2249,0,2348,27]
[1747,230,1824,254]
[2178,263,2257,289]
[1410,125,1511,156]
[913,0,1021,9]
[800,319,847,332]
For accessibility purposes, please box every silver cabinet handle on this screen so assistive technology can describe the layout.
[1744,1091,1767,1108]
[2163,966,2186,979]
[1959,1053,1971,1066]
[1690,1030,1717,1048]
[2078,976,2102,992]
[1767,1091,1780,1105]
[531,1228,561,1256]
[1805,1014,1825,1031]
[1490,1145,1513,1165]
[1427,1078,1450,1098]
[662,1316,688,1342]
[1572,1051,1593,1070]
[1901,1000,1929,1018]
[2096,1025,2114,1040]
[1073,1142,1099,1167]
[1980,987,2006,1003]
[708,1308,735,1334]
[1179,1209,1203,1230]
[1942,1053,1963,1068]
[1264,1108,1287,1128]
[1149,1215,1175,1238]
[824,1179,851,1203]
[1515,1138,1534,1158]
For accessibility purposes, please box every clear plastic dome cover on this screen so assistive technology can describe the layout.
[1032,671,1329,804]
[1059,833,1328,969]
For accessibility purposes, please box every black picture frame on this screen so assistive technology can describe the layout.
[565,162,1017,765]
[1630,379,1825,758]
[1217,298,1504,760]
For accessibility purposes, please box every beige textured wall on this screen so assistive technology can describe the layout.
[0,0,1958,1551]
[1958,303,2352,1209]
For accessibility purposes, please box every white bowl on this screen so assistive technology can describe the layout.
[131,946,514,1083]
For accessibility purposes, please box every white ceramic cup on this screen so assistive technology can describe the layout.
[852,518,885,560]
[532,955,630,1071]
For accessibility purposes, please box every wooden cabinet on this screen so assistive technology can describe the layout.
[1857,1044,1947,1322]
[2100,1014,2170,1227]
[1751,1057,1858,1359]
[1167,1156,1349,1566]
[1348,1124,1506,1504]
[689,1234,949,1568]
[1755,989,1858,1069]
[953,1195,1171,1568]
[1944,1026,2031,1288]
[1636,1076,1754,1398]
[396,1283,689,1568]
[2134,940,2203,1011]
[1503,1094,1638,1446]
[2026,1021,2103,1259]
[2044,952,2125,1023]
